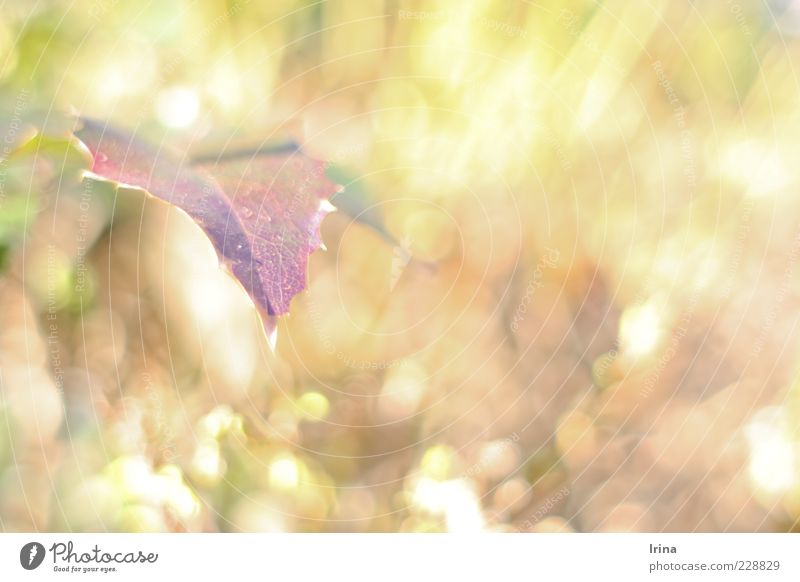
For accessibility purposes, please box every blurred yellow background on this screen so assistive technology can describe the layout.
[2,0,800,532]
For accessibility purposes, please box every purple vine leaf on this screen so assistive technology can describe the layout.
[74,118,340,346]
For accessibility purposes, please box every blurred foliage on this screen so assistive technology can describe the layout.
[2,0,800,533]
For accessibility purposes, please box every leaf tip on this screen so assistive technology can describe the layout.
[265,318,278,352]
[319,198,337,214]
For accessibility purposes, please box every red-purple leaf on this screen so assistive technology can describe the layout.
[74,118,339,342]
